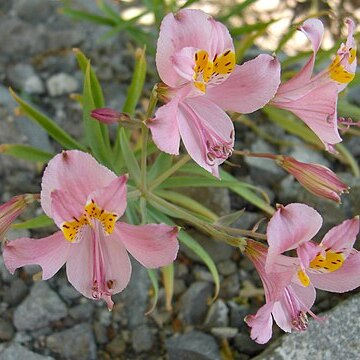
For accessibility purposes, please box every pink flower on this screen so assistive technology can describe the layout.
[276,155,349,203]
[271,18,356,152]
[266,203,360,293]
[0,194,39,242]
[3,150,179,310]
[91,108,125,124]
[147,9,281,176]
[244,240,317,344]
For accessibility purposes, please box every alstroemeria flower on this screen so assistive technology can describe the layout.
[3,150,179,309]
[271,18,356,152]
[266,203,360,292]
[148,9,281,176]
[245,240,317,344]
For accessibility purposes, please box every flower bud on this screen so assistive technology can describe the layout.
[276,156,349,203]
[0,194,39,242]
[91,108,128,124]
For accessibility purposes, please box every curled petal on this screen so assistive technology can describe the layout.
[206,54,281,113]
[3,231,70,280]
[115,222,179,268]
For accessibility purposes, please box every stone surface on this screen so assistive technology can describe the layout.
[46,73,79,96]
[46,323,97,360]
[105,334,126,356]
[179,281,214,325]
[7,64,44,94]
[1,344,54,360]
[13,282,67,331]
[0,319,14,341]
[254,294,360,359]
[166,331,221,360]
[132,325,155,353]
[204,299,229,328]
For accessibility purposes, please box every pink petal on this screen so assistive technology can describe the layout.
[291,282,316,310]
[273,82,341,149]
[115,222,179,268]
[178,98,234,176]
[205,54,281,113]
[156,9,215,87]
[3,231,70,280]
[148,99,181,155]
[41,151,117,218]
[321,217,359,253]
[51,189,84,228]
[272,300,292,333]
[266,203,322,272]
[87,175,128,218]
[245,302,274,344]
[66,225,132,299]
[309,250,360,292]
[278,19,324,94]
[297,242,321,270]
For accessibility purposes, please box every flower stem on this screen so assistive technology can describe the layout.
[213,224,267,241]
[233,150,277,160]
[149,154,191,190]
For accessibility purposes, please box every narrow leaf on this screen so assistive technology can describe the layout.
[12,214,54,230]
[161,263,174,311]
[146,269,159,315]
[0,144,53,163]
[148,153,173,181]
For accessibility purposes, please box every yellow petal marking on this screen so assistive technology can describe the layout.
[297,269,310,287]
[62,200,119,242]
[309,250,345,272]
[329,55,355,84]
[213,50,235,75]
[349,48,356,65]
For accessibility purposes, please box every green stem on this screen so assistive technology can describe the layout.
[140,124,149,191]
[213,224,267,241]
[146,192,247,248]
[149,154,191,190]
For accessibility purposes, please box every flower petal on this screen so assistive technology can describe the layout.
[115,222,179,268]
[41,150,117,218]
[156,9,215,87]
[3,231,70,280]
[245,302,274,344]
[273,82,341,150]
[148,99,181,155]
[309,250,360,292]
[205,54,281,113]
[87,175,128,218]
[321,216,359,253]
[266,203,322,272]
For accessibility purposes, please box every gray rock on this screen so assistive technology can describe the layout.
[254,293,360,359]
[288,146,330,167]
[219,273,240,299]
[58,280,81,303]
[105,334,126,356]
[1,344,54,360]
[179,281,213,325]
[93,322,108,345]
[218,260,237,276]
[46,323,97,360]
[46,73,79,96]
[166,331,220,360]
[13,0,56,23]
[210,327,238,339]
[3,278,28,305]
[13,282,67,331]
[235,333,266,356]
[204,299,229,328]
[228,301,250,330]
[7,64,44,94]
[0,319,14,341]
[132,325,155,353]
[0,256,13,283]
[69,302,94,321]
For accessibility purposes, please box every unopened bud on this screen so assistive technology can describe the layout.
[276,156,349,203]
[91,108,129,124]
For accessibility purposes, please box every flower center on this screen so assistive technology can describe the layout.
[309,249,345,272]
[61,199,119,242]
[193,49,235,93]
[328,47,356,83]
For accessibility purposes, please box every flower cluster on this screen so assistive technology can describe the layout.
[245,203,360,343]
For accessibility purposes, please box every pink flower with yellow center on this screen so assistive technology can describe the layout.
[266,203,360,293]
[3,150,179,310]
[245,240,317,344]
[148,9,281,176]
[272,18,356,152]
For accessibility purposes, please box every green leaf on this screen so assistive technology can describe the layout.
[82,61,112,167]
[146,269,159,315]
[122,47,147,116]
[119,128,141,183]
[218,0,258,22]
[12,214,54,230]
[161,263,174,311]
[338,100,360,120]
[148,153,173,181]
[230,19,278,36]
[148,207,220,301]
[154,189,218,222]
[10,89,85,150]
[0,144,53,163]
[96,0,121,23]
[215,209,246,226]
